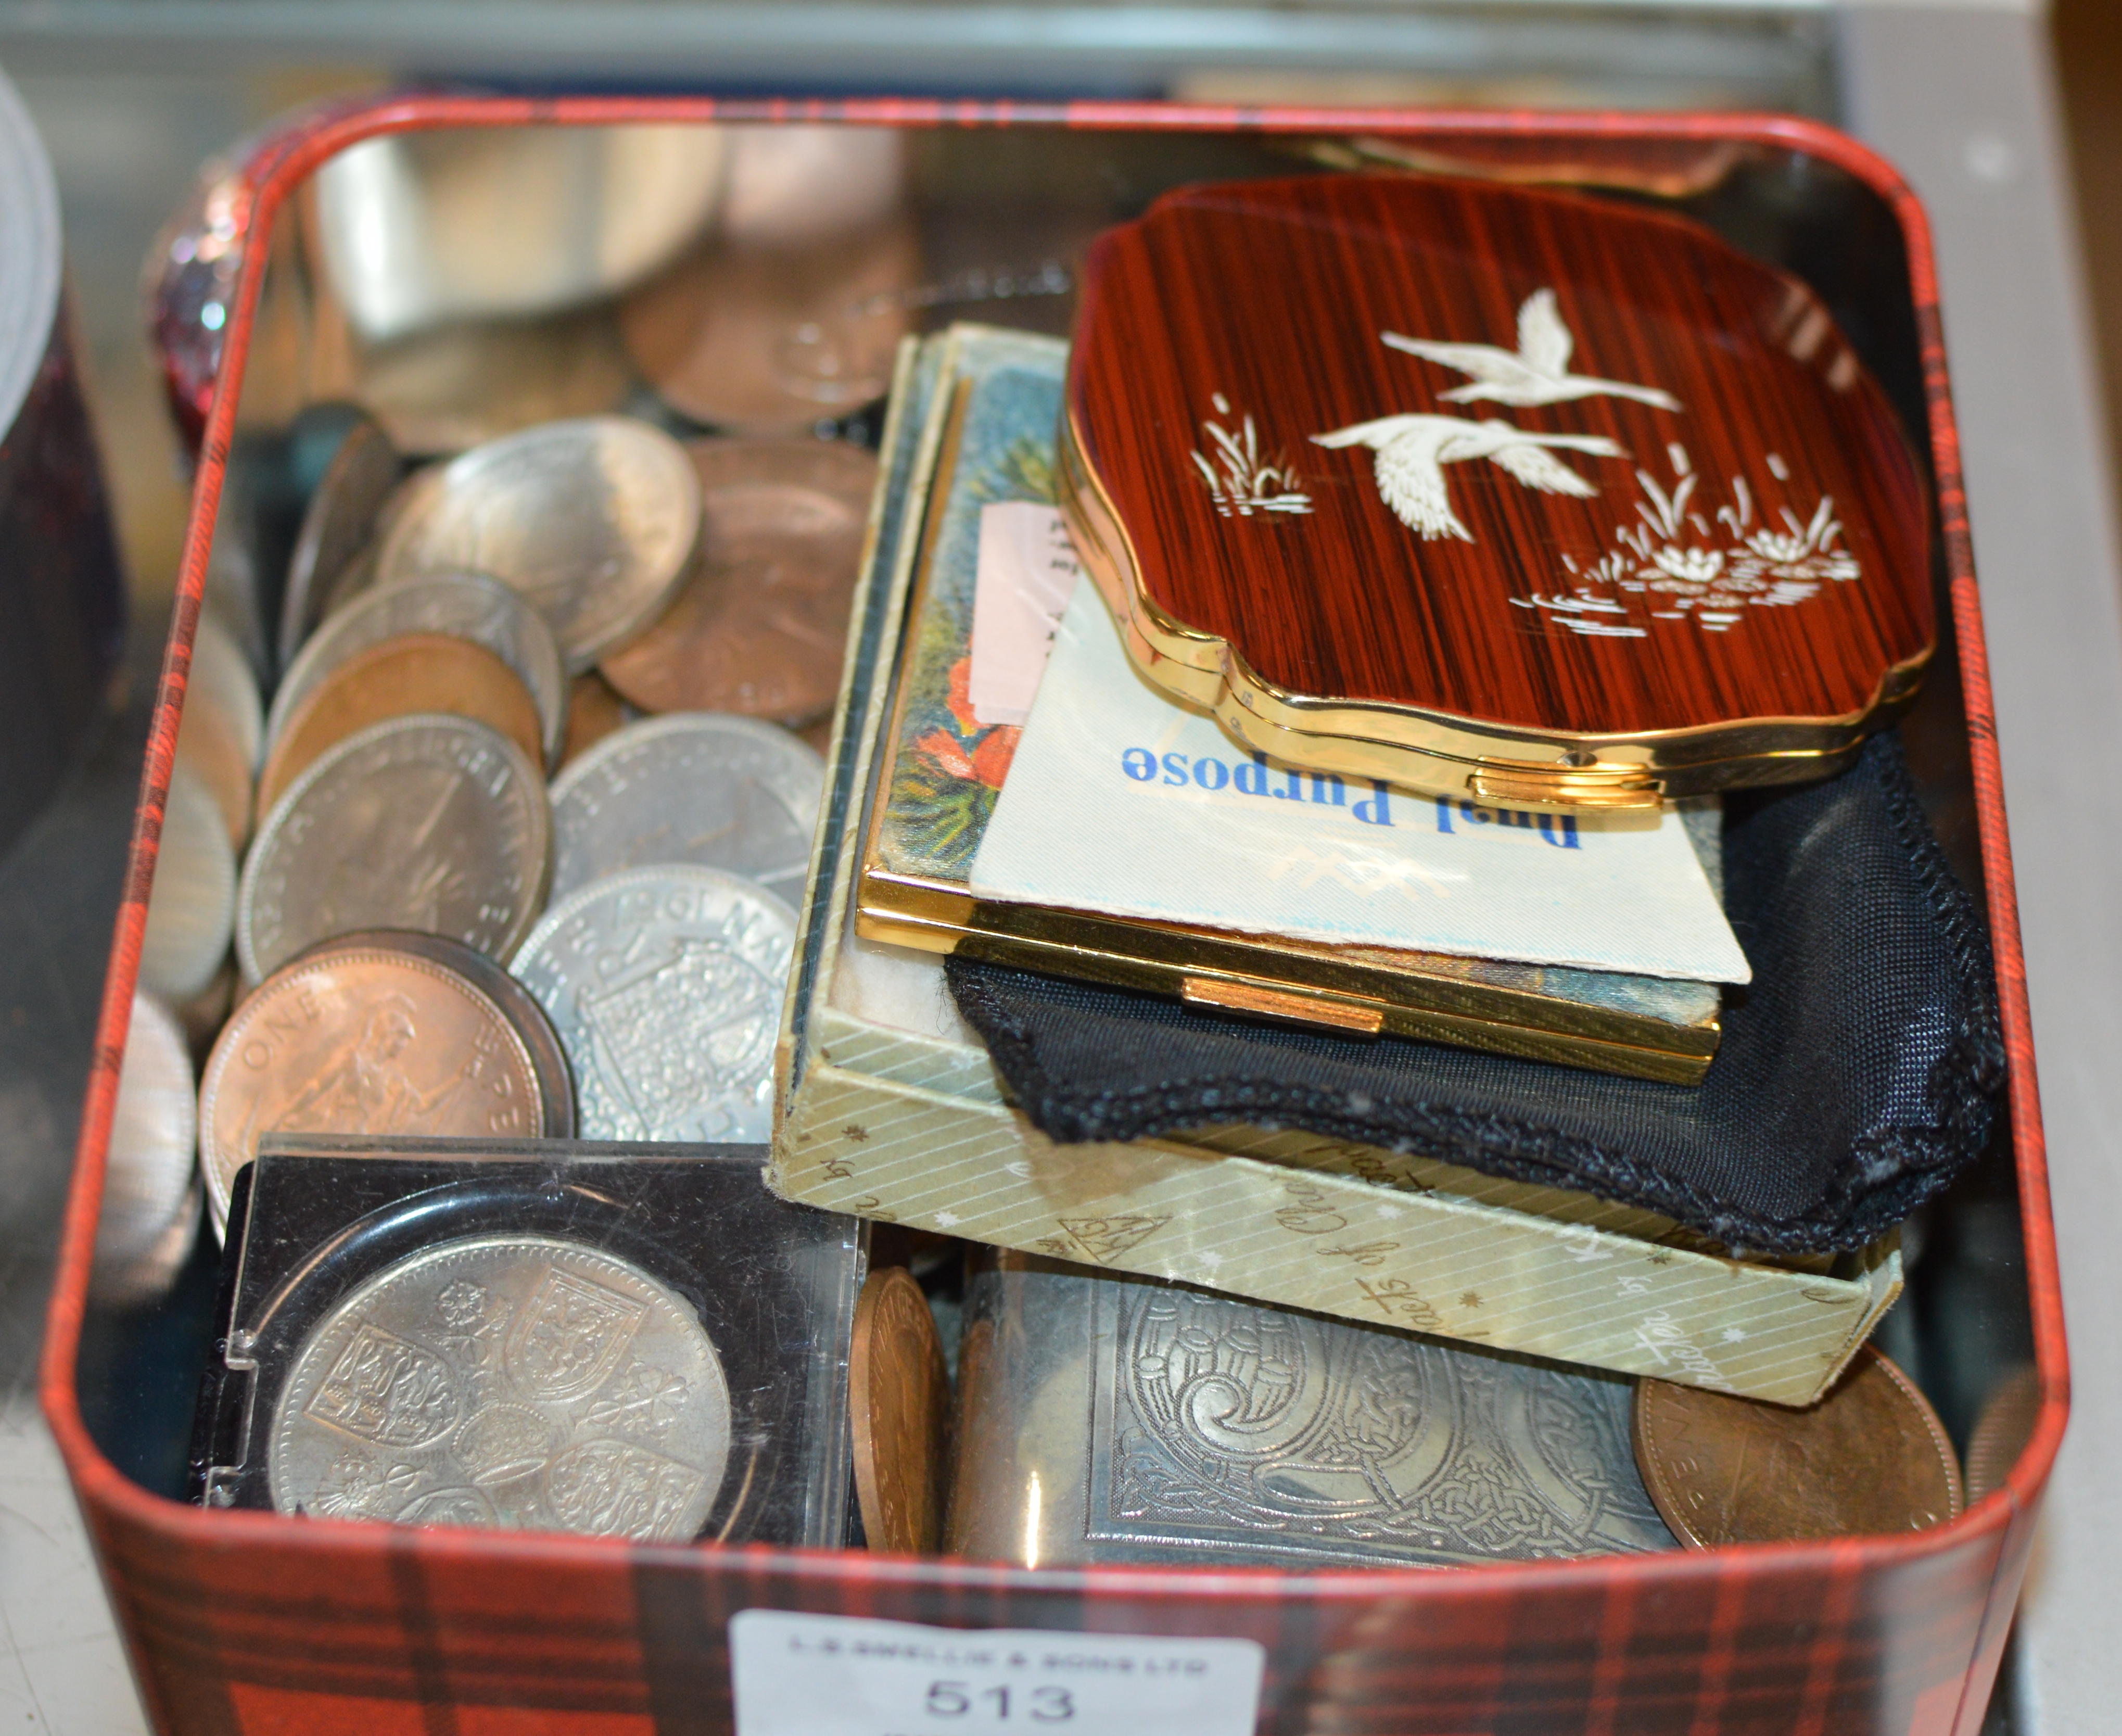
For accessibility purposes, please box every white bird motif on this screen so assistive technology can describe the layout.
[1312,414,1627,541]
[1382,288,1681,412]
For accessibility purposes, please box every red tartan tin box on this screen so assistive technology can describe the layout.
[45,95,2063,1735]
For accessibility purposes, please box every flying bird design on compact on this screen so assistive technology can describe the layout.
[1311,412,1624,542]
[1383,288,1683,411]
[1060,173,1935,807]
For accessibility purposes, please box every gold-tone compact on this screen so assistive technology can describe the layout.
[853,327,1724,1082]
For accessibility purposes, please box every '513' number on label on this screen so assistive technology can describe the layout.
[925,1682,1074,1722]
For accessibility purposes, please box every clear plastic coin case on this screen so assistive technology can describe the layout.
[188,1136,865,1548]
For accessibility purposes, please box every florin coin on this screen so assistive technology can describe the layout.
[268,1233,730,1541]
[600,438,877,723]
[509,865,798,1143]
[294,929,577,1139]
[256,633,545,818]
[277,409,401,669]
[1963,1364,2042,1503]
[849,1266,949,1554]
[547,714,823,903]
[198,943,547,1234]
[93,993,199,1303]
[1632,1346,1963,1546]
[374,416,701,673]
[270,569,566,771]
[619,221,921,432]
[139,763,237,1003]
[560,671,631,768]
[237,715,551,985]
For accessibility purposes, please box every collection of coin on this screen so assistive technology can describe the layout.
[124,399,874,1270]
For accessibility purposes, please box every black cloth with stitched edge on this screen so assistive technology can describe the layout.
[945,732,2004,1256]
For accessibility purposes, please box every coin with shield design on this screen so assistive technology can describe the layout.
[509,865,798,1143]
[269,1233,730,1541]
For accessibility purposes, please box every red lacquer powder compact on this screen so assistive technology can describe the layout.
[1060,174,1934,809]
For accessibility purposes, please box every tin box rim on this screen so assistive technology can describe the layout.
[45,87,2065,1623]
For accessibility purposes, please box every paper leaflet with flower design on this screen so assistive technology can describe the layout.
[874,331,1064,883]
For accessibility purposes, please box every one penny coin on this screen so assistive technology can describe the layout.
[600,438,877,724]
[256,633,544,818]
[619,221,921,433]
[198,943,545,1237]
[288,928,577,1142]
[1633,1345,1962,1547]
[849,1267,950,1554]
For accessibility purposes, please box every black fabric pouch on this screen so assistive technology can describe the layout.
[945,732,2004,1257]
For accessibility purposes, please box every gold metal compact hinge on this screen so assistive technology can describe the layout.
[1469,761,1663,812]
[1180,977,1387,1035]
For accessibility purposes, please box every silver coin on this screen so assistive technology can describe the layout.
[548,714,823,903]
[94,993,198,1300]
[96,1179,203,1311]
[238,714,552,985]
[291,928,578,1141]
[373,416,702,674]
[189,611,263,771]
[509,865,797,1143]
[269,1233,730,1541]
[268,569,567,772]
[139,763,236,1003]
[278,410,402,670]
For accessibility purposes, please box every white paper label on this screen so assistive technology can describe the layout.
[969,502,1083,727]
[970,583,1750,983]
[729,1610,1266,1736]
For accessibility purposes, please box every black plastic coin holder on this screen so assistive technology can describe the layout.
[187,1136,865,1547]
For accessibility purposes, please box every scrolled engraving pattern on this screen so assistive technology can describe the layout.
[1090,1286,1671,1566]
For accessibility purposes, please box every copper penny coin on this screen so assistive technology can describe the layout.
[848,1267,950,1554]
[256,633,544,818]
[560,671,632,768]
[198,942,545,1237]
[1632,1346,1962,1547]
[1963,1364,2042,1503]
[600,438,877,724]
[288,929,577,1142]
[619,220,921,433]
